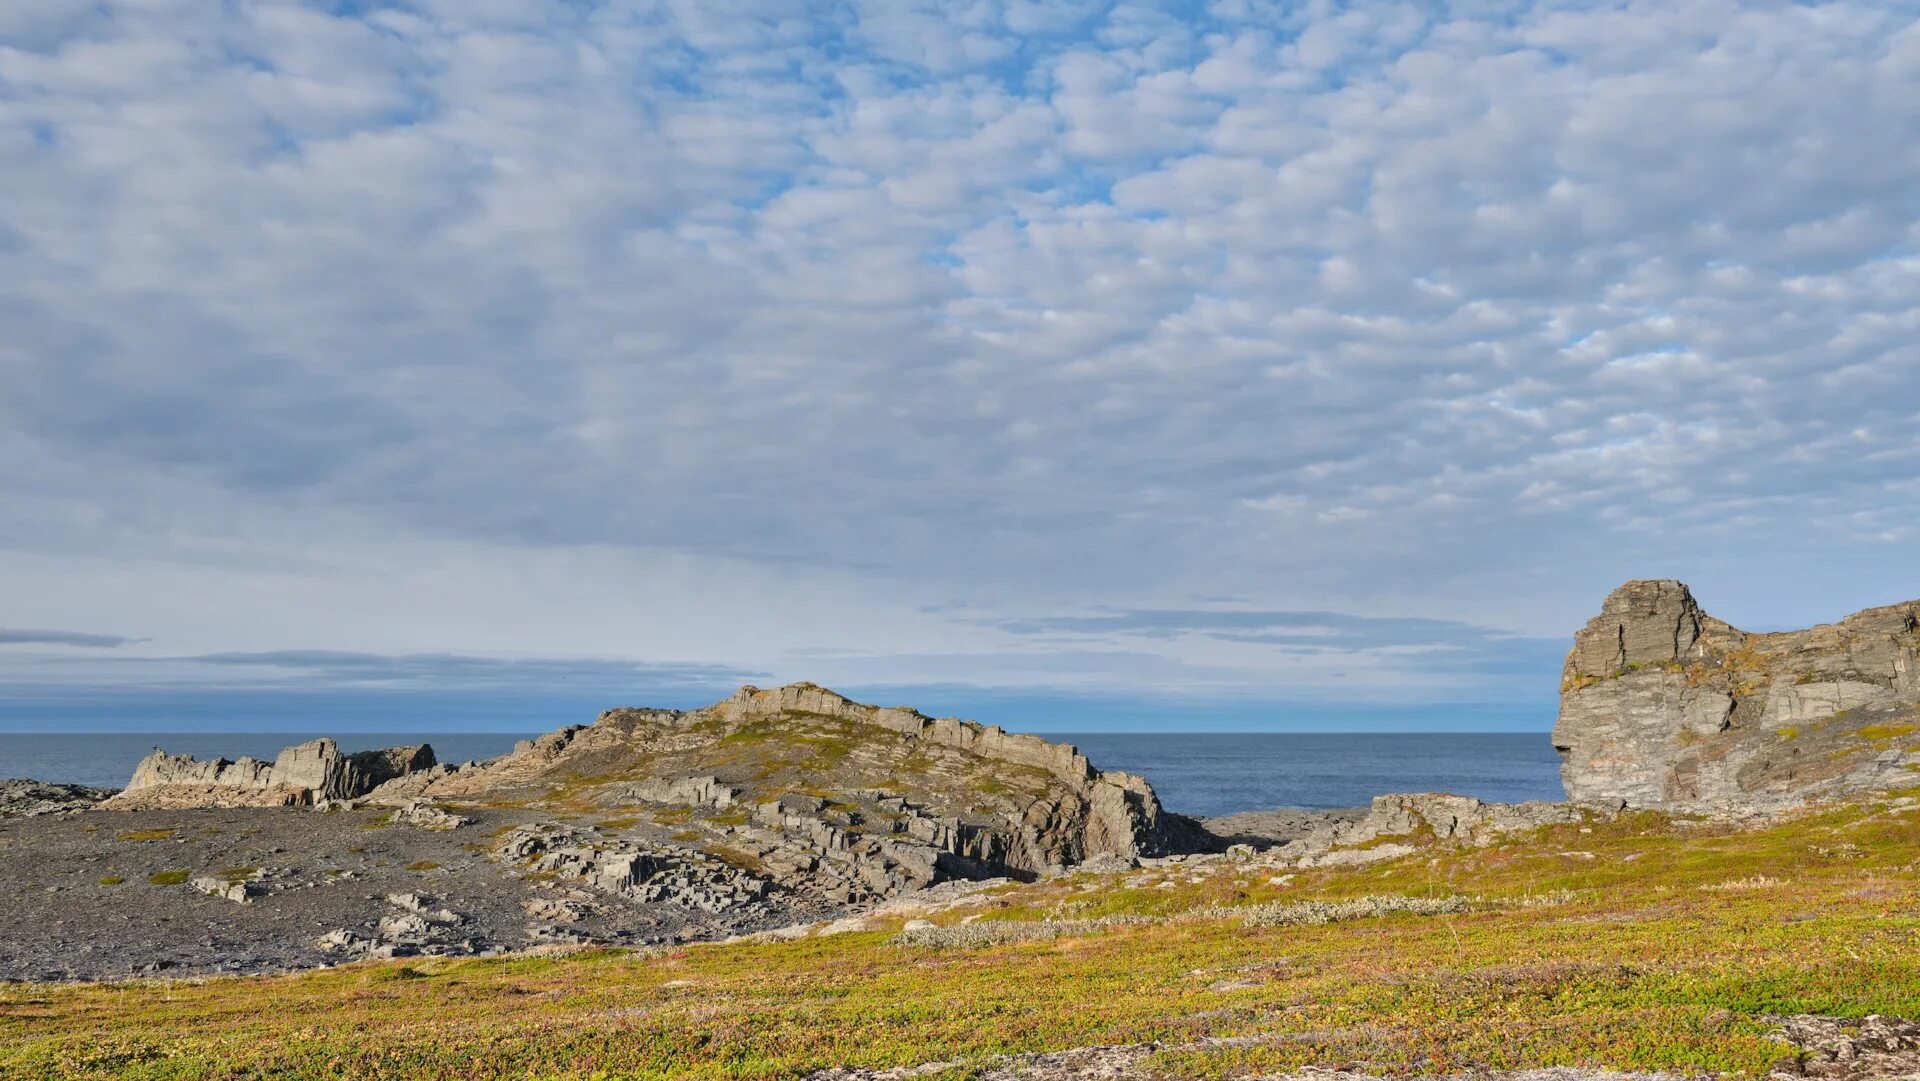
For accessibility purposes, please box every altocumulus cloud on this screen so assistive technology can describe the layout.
[0,0,1917,719]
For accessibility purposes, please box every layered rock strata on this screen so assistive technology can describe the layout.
[89,683,1193,906]
[404,683,1192,897]
[103,738,438,810]
[1554,580,1920,810]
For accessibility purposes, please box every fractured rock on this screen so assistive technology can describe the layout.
[388,799,470,831]
[496,824,773,915]
[104,739,439,811]
[0,779,116,817]
[1265,792,1594,868]
[1555,580,1920,811]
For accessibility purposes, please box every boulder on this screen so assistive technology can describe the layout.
[190,875,257,904]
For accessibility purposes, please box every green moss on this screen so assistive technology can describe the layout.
[96,876,124,886]
[1856,723,1918,742]
[146,869,190,886]
[115,828,177,842]
[405,861,440,872]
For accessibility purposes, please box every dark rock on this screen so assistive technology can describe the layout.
[0,779,117,817]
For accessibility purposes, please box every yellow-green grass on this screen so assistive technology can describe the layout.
[7,796,1920,1080]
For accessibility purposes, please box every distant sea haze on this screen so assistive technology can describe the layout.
[0,732,1560,817]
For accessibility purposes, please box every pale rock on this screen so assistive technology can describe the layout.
[189,876,256,904]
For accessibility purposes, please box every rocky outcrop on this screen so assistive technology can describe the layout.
[103,739,439,810]
[1263,793,1593,867]
[83,684,1190,909]
[0,779,116,817]
[708,684,1182,867]
[1555,580,1920,811]
[402,683,1194,898]
[388,798,471,831]
[495,824,774,915]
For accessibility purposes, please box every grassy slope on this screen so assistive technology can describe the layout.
[6,795,1920,1080]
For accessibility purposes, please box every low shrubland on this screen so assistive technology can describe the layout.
[6,792,1920,1079]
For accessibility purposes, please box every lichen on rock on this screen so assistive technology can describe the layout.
[1554,579,1920,811]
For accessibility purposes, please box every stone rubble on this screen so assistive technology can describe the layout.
[316,891,476,960]
[494,824,774,914]
[387,799,471,831]
[1769,1014,1920,1080]
[189,875,258,904]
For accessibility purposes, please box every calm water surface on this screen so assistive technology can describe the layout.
[1,731,1561,818]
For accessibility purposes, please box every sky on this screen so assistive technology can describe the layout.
[1,0,1917,735]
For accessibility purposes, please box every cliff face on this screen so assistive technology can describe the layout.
[1554,580,1920,810]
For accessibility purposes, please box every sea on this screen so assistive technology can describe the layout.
[0,731,1561,818]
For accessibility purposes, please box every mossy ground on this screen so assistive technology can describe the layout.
[7,793,1920,1080]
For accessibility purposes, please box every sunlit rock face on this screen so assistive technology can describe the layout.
[104,739,437,810]
[1555,580,1920,812]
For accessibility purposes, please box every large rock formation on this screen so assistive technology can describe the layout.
[400,682,1196,901]
[91,684,1195,907]
[102,739,437,810]
[1554,580,1920,811]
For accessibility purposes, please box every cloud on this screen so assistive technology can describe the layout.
[167,650,764,692]
[0,643,764,698]
[982,607,1545,650]
[0,628,136,648]
[1,1,1917,719]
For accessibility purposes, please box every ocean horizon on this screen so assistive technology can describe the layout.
[0,730,1562,818]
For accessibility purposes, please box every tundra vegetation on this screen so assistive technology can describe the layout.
[6,790,1920,1080]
